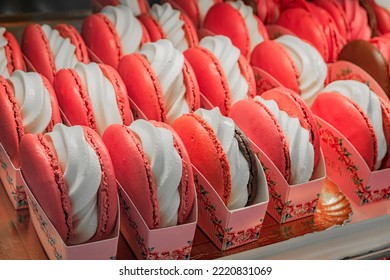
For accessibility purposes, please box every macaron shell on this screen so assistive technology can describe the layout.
[238,54,256,99]
[137,13,166,42]
[172,114,231,204]
[117,53,167,122]
[184,47,227,109]
[261,87,321,168]
[163,0,202,27]
[3,31,25,75]
[182,58,201,113]
[150,120,195,224]
[180,11,200,49]
[54,68,98,130]
[311,91,378,171]
[250,40,300,94]
[55,23,90,63]
[338,40,390,98]
[0,76,25,167]
[81,13,123,69]
[277,8,328,61]
[203,3,251,58]
[81,126,118,241]
[22,24,56,84]
[229,98,291,182]
[184,47,231,115]
[20,133,73,242]
[102,124,160,229]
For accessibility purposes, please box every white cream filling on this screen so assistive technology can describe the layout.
[276,35,327,105]
[323,80,387,170]
[41,24,78,71]
[200,35,249,105]
[150,3,189,52]
[46,124,101,244]
[9,70,52,134]
[0,27,10,78]
[101,5,143,54]
[255,96,315,185]
[195,107,250,209]
[74,62,122,136]
[130,119,182,228]
[140,39,190,124]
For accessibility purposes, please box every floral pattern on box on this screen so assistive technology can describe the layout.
[30,200,62,260]
[194,175,263,249]
[262,164,318,223]
[319,125,390,205]
[119,191,192,260]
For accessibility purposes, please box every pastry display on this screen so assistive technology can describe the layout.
[20,123,118,245]
[250,34,327,105]
[138,2,199,51]
[22,23,90,84]
[0,27,25,78]
[81,4,150,69]
[203,1,268,58]
[184,35,256,115]
[0,70,61,167]
[229,87,320,185]
[172,107,259,210]
[102,119,195,229]
[117,39,200,124]
[54,62,133,136]
[312,79,390,170]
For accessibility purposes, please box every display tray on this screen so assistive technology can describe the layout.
[1,178,389,260]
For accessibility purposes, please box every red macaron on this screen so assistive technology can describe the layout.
[20,124,118,245]
[54,62,133,136]
[184,35,256,116]
[102,120,195,229]
[93,0,150,14]
[81,4,150,69]
[117,39,200,124]
[22,23,89,84]
[0,27,25,78]
[0,71,61,167]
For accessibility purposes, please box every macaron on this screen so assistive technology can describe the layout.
[244,0,281,24]
[312,80,390,170]
[338,39,390,98]
[102,119,195,229]
[0,27,25,78]
[367,0,390,35]
[250,34,328,105]
[0,71,61,167]
[93,0,150,15]
[81,4,150,69]
[184,35,256,116]
[117,39,200,124]
[229,87,320,185]
[203,1,269,58]
[172,107,259,210]
[161,0,222,28]
[139,2,199,52]
[20,124,118,245]
[22,23,89,84]
[54,62,133,136]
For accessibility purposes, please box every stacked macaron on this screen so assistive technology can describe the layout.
[203,1,269,58]
[229,87,321,185]
[251,34,328,105]
[0,70,62,167]
[81,4,150,69]
[118,39,200,124]
[138,2,199,52]
[20,123,118,245]
[22,23,90,84]
[172,107,260,210]
[0,27,25,78]
[94,0,150,15]
[184,35,256,115]
[103,119,195,228]
[54,61,133,136]
[312,80,390,170]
